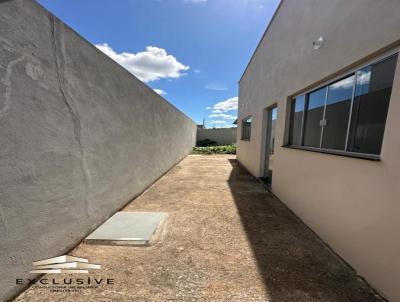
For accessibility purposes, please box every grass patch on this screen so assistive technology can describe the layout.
[192,145,236,155]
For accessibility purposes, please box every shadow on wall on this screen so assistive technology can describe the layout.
[226,159,384,302]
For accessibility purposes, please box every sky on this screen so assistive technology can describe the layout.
[37,0,280,128]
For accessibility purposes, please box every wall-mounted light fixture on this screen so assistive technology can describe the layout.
[313,36,324,50]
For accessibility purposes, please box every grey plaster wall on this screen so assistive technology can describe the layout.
[196,128,237,145]
[0,0,196,300]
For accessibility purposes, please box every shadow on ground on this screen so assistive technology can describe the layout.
[227,158,385,302]
[14,156,386,302]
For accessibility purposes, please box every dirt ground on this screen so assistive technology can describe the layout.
[15,155,385,302]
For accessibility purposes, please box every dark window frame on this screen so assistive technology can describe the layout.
[284,52,398,159]
[241,116,252,141]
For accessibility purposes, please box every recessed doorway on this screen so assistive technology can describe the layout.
[261,106,277,188]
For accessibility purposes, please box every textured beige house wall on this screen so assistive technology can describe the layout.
[238,0,400,300]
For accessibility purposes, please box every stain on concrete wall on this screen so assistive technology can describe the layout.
[0,1,196,300]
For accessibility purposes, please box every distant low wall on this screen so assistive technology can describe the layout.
[0,0,196,300]
[197,128,237,146]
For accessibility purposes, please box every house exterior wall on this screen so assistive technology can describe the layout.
[238,0,400,300]
[196,128,237,145]
[0,1,196,300]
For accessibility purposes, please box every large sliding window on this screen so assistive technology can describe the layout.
[287,53,398,158]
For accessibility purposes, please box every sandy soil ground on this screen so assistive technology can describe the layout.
[15,155,384,302]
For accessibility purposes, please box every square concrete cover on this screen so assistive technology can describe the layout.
[85,212,167,246]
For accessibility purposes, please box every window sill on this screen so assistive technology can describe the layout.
[241,138,251,141]
[282,145,380,161]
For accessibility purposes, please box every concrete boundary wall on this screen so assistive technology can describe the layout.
[196,128,237,145]
[0,0,196,300]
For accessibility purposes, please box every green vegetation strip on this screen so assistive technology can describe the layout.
[192,145,236,154]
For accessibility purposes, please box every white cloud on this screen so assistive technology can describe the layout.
[358,70,371,85]
[211,96,238,112]
[330,71,370,90]
[153,89,166,96]
[209,120,227,124]
[209,113,236,120]
[330,76,354,90]
[208,120,236,128]
[205,82,228,91]
[207,97,238,128]
[96,43,189,82]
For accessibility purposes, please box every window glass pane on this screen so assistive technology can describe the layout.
[247,117,252,140]
[321,75,355,150]
[288,95,305,145]
[303,87,326,147]
[270,107,277,153]
[347,55,398,154]
[242,116,252,140]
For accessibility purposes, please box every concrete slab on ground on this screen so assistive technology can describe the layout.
[85,212,167,246]
[14,155,385,302]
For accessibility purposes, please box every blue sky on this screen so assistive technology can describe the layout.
[38,0,280,127]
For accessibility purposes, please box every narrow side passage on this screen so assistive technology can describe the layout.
[15,155,384,302]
